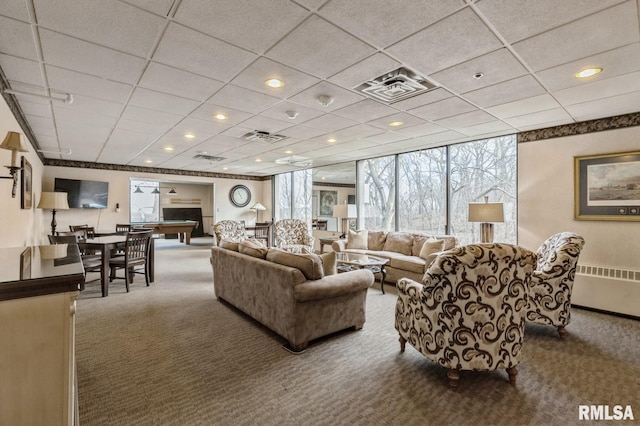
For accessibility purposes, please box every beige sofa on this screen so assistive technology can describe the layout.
[211,243,374,352]
[332,231,458,284]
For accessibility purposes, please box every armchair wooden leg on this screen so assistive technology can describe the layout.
[399,336,406,353]
[507,367,518,386]
[447,369,460,389]
[557,326,567,338]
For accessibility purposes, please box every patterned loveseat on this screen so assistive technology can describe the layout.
[332,230,458,284]
[527,232,585,337]
[395,243,537,388]
[274,219,314,253]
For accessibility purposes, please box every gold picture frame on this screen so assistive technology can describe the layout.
[575,150,640,221]
[21,156,32,209]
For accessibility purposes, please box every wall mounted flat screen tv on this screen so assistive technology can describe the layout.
[54,178,109,209]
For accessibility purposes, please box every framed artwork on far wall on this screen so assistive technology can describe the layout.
[575,150,640,221]
[21,156,32,209]
[319,190,338,216]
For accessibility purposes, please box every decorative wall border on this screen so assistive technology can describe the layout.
[518,112,640,143]
[44,159,270,181]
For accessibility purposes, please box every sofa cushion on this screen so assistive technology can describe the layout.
[383,232,413,256]
[441,236,457,251]
[267,248,324,280]
[389,256,426,274]
[219,238,241,251]
[321,251,337,275]
[347,229,368,249]
[367,231,387,251]
[419,238,445,260]
[238,240,269,259]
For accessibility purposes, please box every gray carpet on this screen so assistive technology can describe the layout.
[76,238,640,425]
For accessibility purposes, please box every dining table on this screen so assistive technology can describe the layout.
[79,235,155,297]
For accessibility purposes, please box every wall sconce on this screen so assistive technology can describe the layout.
[0,131,28,198]
[37,192,70,235]
[468,196,504,243]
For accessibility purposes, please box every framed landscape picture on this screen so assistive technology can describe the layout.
[21,156,32,209]
[575,151,640,221]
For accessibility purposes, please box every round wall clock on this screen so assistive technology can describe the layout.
[229,184,251,207]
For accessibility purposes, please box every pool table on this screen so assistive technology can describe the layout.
[130,220,199,244]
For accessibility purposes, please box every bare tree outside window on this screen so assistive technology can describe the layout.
[359,156,396,231]
[130,179,159,222]
[277,173,292,219]
[292,169,312,224]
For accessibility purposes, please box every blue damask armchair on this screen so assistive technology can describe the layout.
[395,243,536,388]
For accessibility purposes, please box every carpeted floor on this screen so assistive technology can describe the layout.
[75,238,640,425]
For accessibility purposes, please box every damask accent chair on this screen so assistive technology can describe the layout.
[274,219,315,253]
[213,220,249,246]
[526,232,585,338]
[395,243,537,388]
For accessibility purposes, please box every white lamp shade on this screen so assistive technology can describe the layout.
[37,192,70,210]
[0,131,28,152]
[468,202,504,223]
[332,204,356,218]
[39,244,68,259]
[251,202,267,211]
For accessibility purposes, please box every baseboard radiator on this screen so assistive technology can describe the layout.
[573,264,640,317]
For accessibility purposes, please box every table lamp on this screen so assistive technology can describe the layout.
[468,196,504,243]
[332,203,356,238]
[251,202,266,223]
[37,192,70,235]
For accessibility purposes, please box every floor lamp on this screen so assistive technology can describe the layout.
[251,202,266,223]
[468,196,504,243]
[332,204,356,238]
[37,192,70,235]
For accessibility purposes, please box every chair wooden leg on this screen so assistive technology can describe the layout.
[557,325,567,338]
[124,267,130,292]
[507,367,518,386]
[447,369,460,389]
[399,336,406,353]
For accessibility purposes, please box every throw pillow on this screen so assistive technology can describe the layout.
[238,240,269,259]
[266,248,324,280]
[347,229,368,250]
[367,231,387,251]
[382,232,413,256]
[219,238,241,251]
[419,238,445,260]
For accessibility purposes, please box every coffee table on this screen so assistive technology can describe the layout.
[336,252,389,294]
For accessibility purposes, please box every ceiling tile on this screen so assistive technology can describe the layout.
[0,0,30,21]
[367,112,427,130]
[230,57,320,98]
[53,94,124,118]
[168,117,230,140]
[120,105,183,126]
[435,110,497,129]
[236,115,292,134]
[208,84,280,114]
[487,94,562,119]
[258,101,325,125]
[387,8,502,75]
[333,99,399,123]
[0,16,38,60]
[18,100,53,119]
[388,88,452,111]
[0,54,42,86]
[174,0,308,53]
[129,87,200,116]
[34,0,165,57]
[319,0,463,48]
[46,65,133,104]
[462,75,546,108]
[40,29,146,84]
[328,53,401,90]
[409,97,477,121]
[457,120,516,137]
[432,48,528,94]
[25,115,56,136]
[301,113,358,132]
[267,15,375,78]
[153,22,257,82]
[139,62,224,102]
[512,2,639,71]
[504,108,573,129]
[288,81,364,112]
[554,71,640,106]
[279,125,328,140]
[121,0,175,16]
[190,103,253,125]
[476,0,627,43]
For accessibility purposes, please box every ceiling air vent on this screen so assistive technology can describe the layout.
[193,154,225,162]
[275,155,312,168]
[354,67,436,104]
[241,130,288,143]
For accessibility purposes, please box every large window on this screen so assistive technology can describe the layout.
[358,156,396,231]
[275,169,312,223]
[130,179,159,222]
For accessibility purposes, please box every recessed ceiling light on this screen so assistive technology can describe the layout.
[327,138,337,143]
[388,121,403,127]
[223,167,228,170]
[255,158,262,162]
[164,146,174,152]
[285,150,293,154]
[473,72,484,79]
[214,113,227,120]
[145,159,153,163]
[575,67,603,78]
[184,133,195,139]
[265,78,284,88]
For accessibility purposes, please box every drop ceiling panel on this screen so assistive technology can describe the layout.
[333,99,399,123]
[329,124,384,142]
[231,57,320,98]
[236,115,292,134]
[387,8,502,75]
[267,15,375,78]
[388,88,453,111]
[39,29,147,84]
[120,105,183,126]
[564,90,640,121]
[123,0,175,16]
[457,120,516,138]
[435,110,497,130]
[25,115,56,136]
[129,87,200,116]
[512,2,639,72]
[367,112,427,131]
[190,103,253,125]
[55,95,124,118]
[409,97,478,121]
[504,108,573,129]
[34,0,165,57]
[208,84,280,114]
[114,118,172,138]
[0,16,38,60]
[279,125,328,140]
[328,53,401,90]
[18,100,52,119]
[392,122,452,138]
[288,81,364,112]
[554,71,640,106]
[462,75,547,108]
[487,94,562,119]
[319,0,463,49]
[57,123,111,147]
[53,104,119,128]
[138,62,224,102]
[259,101,325,125]
[169,117,230,139]
[45,66,133,104]
[0,0,29,20]
[301,113,358,132]
[0,55,42,86]
[153,23,257,81]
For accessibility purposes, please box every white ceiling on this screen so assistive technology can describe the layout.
[0,0,639,178]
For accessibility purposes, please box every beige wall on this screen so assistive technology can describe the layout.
[518,125,640,316]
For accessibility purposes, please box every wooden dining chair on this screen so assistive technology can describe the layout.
[70,225,95,239]
[48,234,102,284]
[109,229,153,292]
[115,224,132,234]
